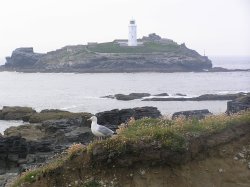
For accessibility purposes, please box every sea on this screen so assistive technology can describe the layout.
[0,56,250,133]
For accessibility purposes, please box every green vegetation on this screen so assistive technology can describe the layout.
[12,111,250,187]
[87,42,180,53]
[88,111,250,153]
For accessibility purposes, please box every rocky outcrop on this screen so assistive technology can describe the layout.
[40,119,93,144]
[96,107,161,130]
[4,48,44,68]
[154,93,169,96]
[28,109,91,123]
[0,106,36,121]
[142,93,248,101]
[0,136,53,175]
[103,93,151,101]
[0,106,162,178]
[227,95,250,114]
[1,34,213,73]
[172,109,212,120]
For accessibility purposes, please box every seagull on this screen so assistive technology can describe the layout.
[88,116,114,140]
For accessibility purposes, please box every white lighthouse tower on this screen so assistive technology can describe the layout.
[128,19,137,46]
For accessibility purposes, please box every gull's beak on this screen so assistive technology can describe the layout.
[87,118,91,121]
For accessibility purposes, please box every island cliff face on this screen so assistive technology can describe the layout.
[2,34,212,73]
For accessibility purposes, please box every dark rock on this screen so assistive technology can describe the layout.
[0,106,36,121]
[154,93,169,96]
[41,119,93,144]
[96,106,161,130]
[175,93,187,96]
[0,136,53,173]
[114,93,151,101]
[172,109,212,120]
[142,93,248,101]
[101,95,115,99]
[0,110,3,119]
[5,48,44,68]
[227,95,250,114]
[196,94,242,101]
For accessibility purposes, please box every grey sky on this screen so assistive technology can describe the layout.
[0,0,249,63]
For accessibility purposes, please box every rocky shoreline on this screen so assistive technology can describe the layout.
[103,92,249,101]
[0,94,249,186]
[0,106,161,186]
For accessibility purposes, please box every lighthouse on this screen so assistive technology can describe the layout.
[128,19,137,46]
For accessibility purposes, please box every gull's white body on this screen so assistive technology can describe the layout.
[89,116,114,138]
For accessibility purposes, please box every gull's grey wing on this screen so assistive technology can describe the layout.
[98,125,114,136]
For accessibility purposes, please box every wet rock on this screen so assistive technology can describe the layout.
[172,109,212,120]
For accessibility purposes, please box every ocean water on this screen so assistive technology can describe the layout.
[211,56,250,69]
[0,57,249,115]
[0,56,249,133]
[0,120,28,134]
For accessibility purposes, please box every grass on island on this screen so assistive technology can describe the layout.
[12,111,250,187]
[87,42,180,54]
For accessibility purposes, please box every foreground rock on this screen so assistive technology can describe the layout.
[172,109,212,120]
[0,136,53,175]
[227,95,250,114]
[1,34,213,73]
[96,106,161,130]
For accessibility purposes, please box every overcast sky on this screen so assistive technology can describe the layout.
[0,0,249,63]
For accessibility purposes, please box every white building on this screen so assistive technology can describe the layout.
[128,19,137,46]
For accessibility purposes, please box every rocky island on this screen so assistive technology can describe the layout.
[0,34,214,73]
